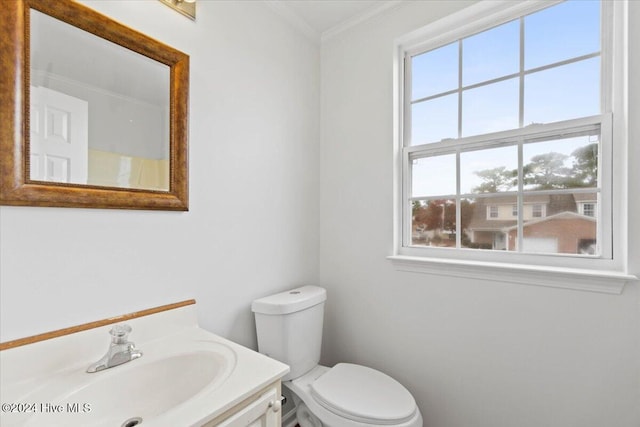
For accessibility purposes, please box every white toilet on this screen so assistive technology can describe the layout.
[252,285,423,427]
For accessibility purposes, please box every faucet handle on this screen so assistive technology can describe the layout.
[109,324,132,344]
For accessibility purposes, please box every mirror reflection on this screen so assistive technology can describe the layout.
[29,9,170,191]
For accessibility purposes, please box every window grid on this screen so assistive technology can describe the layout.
[408,6,602,147]
[582,203,595,217]
[403,1,610,258]
[407,120,603,248]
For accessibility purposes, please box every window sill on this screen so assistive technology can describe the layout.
[387,255,637,294]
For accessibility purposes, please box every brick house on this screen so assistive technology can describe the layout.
[466,193,597,254]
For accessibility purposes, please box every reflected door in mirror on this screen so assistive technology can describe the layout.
[30,86,88,184]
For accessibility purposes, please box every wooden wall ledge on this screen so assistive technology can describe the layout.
[0,299,196,351]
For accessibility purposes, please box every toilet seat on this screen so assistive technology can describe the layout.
[309,363,417,425]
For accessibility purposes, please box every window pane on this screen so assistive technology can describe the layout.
[463,20,519,86]
[463,195,515,251]
[462,77,519,137]
[411,94,458,145]
[460,146,518,194]
[523,134,599,190]
[582,202,595,217]
[412,199,456,247]
[517,193,598,255]
[411,154,456,197]
[524,57,600,125]
[412,42,458,100]
[525,0,600,70]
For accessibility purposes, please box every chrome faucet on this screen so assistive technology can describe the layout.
[87,324,142,373]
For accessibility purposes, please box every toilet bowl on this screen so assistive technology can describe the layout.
[252,286,423,427]
[286,365,422,427]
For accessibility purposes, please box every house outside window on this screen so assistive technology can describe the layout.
[393,0,630,285]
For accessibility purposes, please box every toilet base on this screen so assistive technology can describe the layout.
[284,366,423,427]
[296,401,324,427]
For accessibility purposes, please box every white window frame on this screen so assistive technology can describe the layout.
[390,0,636,293]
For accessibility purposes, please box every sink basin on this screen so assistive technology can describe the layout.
[1,304,289,427]
[21,340,236,427]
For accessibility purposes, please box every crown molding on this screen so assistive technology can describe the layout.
[263,0,321,44]
[264,0,404,45]
[321,0,404,42]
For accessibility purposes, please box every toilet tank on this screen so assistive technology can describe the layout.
[252,286,327,381]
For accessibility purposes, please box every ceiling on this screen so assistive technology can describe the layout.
[271,0,398,40]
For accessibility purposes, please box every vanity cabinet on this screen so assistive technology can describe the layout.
[203,382,282,427]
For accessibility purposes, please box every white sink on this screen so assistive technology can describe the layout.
[21,340,236,427]
[1,304,288,427]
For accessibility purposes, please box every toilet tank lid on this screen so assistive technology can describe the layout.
[252,286,327,315]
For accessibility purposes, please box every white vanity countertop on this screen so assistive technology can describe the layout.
[0,304,289,427]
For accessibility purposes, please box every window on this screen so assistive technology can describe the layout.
[582,202,596,217]
[392,0,631,289]
[405,0,605,257]
[531,204,543,218]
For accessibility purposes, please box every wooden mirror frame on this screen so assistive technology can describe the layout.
[0,0,189,210]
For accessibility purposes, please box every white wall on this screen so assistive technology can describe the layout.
[319,2,640,427]
[0,0,320,349]
[2,1,638,426]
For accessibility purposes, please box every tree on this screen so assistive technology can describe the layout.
[413,200,444,230]
[459,199,474,230]
[442,200,456,233]
[473,166,517,193]
[523,152,571,190]
[569,143,598,187]
[470,144,598,193]
[412,200,423,216]
[413,199,474,232]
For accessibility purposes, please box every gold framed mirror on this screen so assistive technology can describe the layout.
[0,0,189,210]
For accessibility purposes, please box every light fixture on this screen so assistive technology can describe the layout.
[158,0,196,21]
